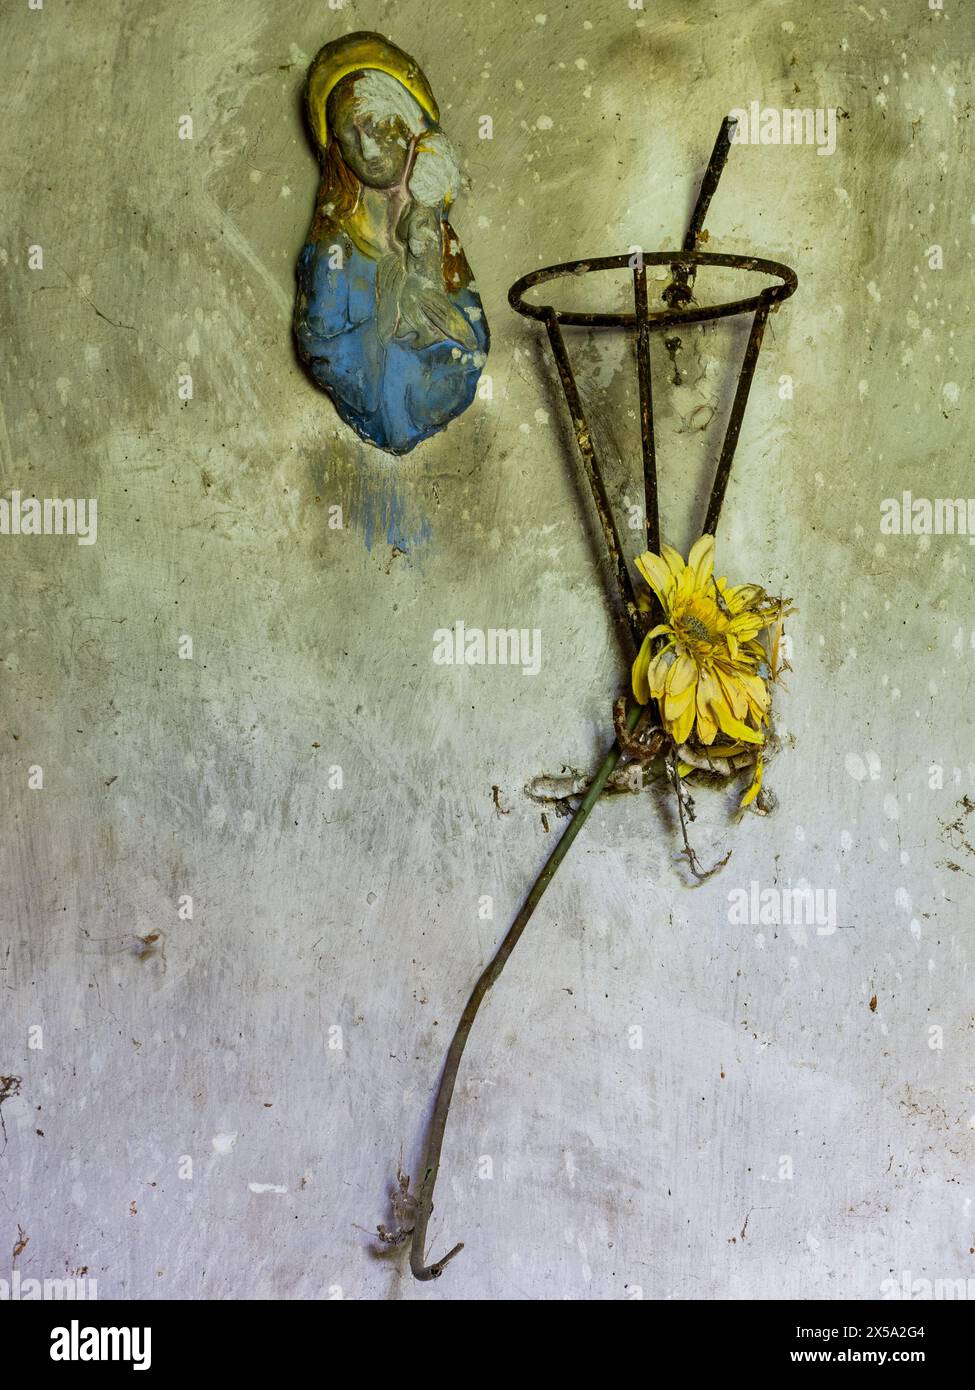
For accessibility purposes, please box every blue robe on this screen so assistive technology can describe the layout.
[295,236,489,455]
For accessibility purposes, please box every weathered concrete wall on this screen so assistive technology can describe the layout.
[1,0,972,1300]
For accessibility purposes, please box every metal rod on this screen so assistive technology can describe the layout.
[702,299,770,536]
[633,262,660,557]
[544,310,644,650]
[663,115,738,309]
[685,115,738,250]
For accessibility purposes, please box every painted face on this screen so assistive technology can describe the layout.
[328,70,428,189]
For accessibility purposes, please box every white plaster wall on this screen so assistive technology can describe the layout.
[1,0,972,1300]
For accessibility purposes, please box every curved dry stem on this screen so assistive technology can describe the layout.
[409,702,646,1280]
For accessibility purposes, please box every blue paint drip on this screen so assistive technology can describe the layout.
[358,480,431,556]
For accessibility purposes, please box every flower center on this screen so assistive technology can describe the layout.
[671,596,726,656]
[683,614,711,642]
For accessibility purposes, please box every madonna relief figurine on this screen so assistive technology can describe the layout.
[294,33,490,455]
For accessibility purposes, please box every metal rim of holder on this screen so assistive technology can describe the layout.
[508,250,798,651]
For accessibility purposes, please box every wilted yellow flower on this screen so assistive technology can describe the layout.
[631,536,790,778]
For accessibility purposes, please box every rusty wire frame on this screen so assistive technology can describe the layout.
[508,120,798,651]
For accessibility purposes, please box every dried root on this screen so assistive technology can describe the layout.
[666,747,732,883]
[376,1168,418,1248]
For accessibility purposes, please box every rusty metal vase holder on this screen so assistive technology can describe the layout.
[508,119,798,650]
[400,119,798,1281]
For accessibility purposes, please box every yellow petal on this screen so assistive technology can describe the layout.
[660,542,686,579]
[694,666,725,744]
[696,663,723,703]
[631,633,653,704]
[669,698,696,746]
[695,704,718,744]
[647,644,674,698]
[634,551,676,606]
[688,534,715,588]
[714,709,764,745]
[713,664,748,720]
[666,652,697,696]
[739,755,764,808]
[768,620,790,679]
[739,671,770,711]
[664,683,696,720]
[724,582,765,612]
[728,614,766,641]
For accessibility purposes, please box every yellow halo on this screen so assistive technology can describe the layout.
[305,31,439,153]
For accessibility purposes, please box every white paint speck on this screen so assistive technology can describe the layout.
[845,753,867,782]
